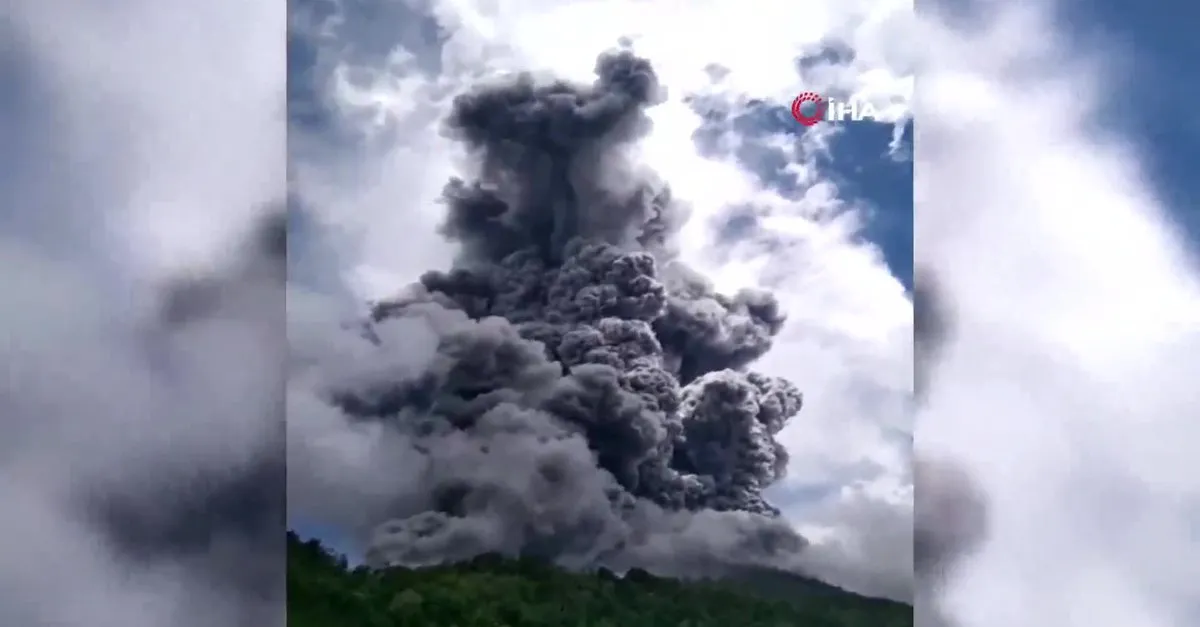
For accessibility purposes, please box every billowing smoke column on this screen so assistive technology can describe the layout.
[311,50,810,575]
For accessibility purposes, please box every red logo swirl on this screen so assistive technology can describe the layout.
[791,92,826,127]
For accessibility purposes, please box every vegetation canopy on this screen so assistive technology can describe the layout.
[287,532,912,627]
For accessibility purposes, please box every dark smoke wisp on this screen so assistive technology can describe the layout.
[297,50,815,578]
[913,269,987,626]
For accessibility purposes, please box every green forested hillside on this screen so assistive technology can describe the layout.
[287,531,912,627]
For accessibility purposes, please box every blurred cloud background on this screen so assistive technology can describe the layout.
[1,1,285,625]
[916,0,1200,624]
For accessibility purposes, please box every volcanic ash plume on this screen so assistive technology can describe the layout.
[290,50,812,577]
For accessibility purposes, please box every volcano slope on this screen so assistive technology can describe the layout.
[287,532,912,627]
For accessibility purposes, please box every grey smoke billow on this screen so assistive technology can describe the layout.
[913,270,987,626]
[291,50,814,578]
[913,275,947,405]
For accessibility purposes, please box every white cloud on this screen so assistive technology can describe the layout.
[291,0,916,599]
[916,2,1200,625]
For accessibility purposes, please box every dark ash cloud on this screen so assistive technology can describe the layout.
[288,50,817,581]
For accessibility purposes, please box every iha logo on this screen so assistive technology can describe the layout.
[791,92,880,126]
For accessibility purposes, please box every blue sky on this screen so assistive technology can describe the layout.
[691,100,913,289]
[1059,0,1200,253]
